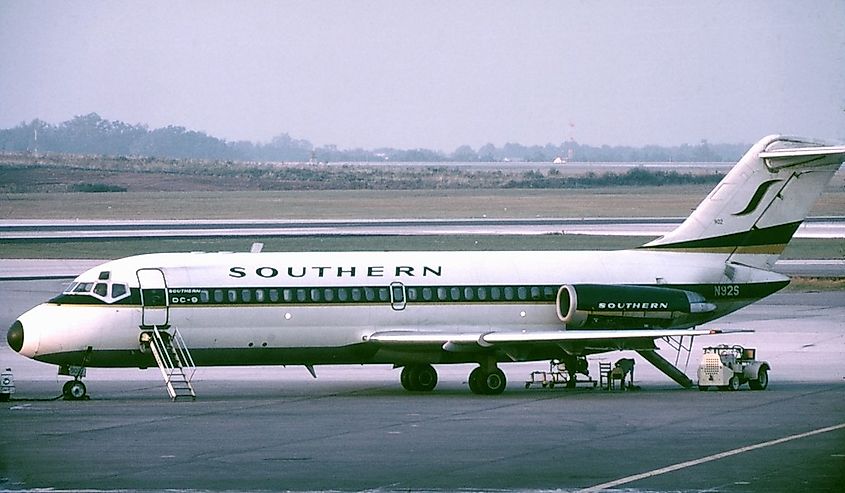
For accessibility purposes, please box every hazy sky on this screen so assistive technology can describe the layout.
[1,1,843,151]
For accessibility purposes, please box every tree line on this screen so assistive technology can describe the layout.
[0,113,749,163]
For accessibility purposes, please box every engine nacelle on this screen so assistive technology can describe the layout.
[556,284,715,329]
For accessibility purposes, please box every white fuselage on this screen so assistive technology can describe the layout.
[14,249,787,369]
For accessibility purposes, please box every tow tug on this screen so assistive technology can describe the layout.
[697,345,770,391]
[1,368,14,402]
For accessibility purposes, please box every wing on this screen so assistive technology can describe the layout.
[365,327,750,352]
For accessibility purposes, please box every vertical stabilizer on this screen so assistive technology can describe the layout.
[642,135,844,270]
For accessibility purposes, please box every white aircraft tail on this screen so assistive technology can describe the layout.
[642,135,844,270]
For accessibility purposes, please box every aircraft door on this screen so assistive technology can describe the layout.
[137,268,169,327]
[390,282,407,311]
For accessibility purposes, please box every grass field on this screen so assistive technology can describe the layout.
[2,184,843,220]
[2,165,842,260]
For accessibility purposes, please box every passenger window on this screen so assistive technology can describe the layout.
[406,288,418,301]
[338,288,349,302]
[464,287,474,301]
[323,289,334,302]
[477,287,487,300]
[242,289,252,302]
[310,289,321,302]
[296,289,307,302]
[491,287,502,300]
[351,288,362,302]
[422,287,433,301]
[214,290,224,303]
[378,288,390,302]
[200,290,210,303]
[450,287,461,300]
[530,287,541,300]
[517,287,528,300]
[364,288,376,302]
[111,283,128,298]
[255,290,265,302]
[269,289,279,302]
[504,287,514,300]
[228,290,237,303]
[437,287,448,301]
[543,287,555,299]
[283,289,293,302]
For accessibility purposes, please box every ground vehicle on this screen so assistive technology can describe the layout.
[0,368,14,401]
[697,345,769,391]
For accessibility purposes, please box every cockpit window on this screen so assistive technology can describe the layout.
[73,282,94,293]
[111,283,127,298]
[61,278,131,303]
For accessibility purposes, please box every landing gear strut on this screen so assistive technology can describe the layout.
[59,346,91,400]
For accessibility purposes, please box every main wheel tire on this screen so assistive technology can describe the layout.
[468,367,484,394]
[400,367,413,391]
[728,376,740,391]
[480,369,507,395]
[749,367,769,390]
[401,364,438,392]
[63,380,87,400]
[468,367,506,395]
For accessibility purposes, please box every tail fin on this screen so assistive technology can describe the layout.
[642,135,844,270]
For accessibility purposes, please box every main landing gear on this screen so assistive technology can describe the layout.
[468,366,507,395]
[399,362,508,395]
[400,364,438,392]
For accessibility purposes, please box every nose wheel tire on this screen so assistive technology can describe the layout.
[62,380,87,400]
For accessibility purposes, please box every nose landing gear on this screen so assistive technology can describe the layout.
[62,379,88,400]
[59,346,92,400]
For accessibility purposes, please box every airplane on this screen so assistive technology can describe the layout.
[7,135,845,400]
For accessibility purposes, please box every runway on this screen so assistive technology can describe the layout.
[2,216,844,239]
[2,258,843,281]
[1,279,844,492]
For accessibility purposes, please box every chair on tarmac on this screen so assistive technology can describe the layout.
[598,361,612,390]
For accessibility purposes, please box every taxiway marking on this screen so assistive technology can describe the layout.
[578,422,845,492]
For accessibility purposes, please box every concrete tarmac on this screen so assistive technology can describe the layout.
[1,280,844,492]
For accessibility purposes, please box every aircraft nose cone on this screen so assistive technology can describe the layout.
[7,320,24,353]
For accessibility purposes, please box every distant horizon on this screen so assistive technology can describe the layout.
[3,112,760,153]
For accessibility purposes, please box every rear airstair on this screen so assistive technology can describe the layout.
[636,334,696,388]
[146,326,196,400]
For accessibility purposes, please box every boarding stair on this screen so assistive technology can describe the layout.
[146,326,196,400]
